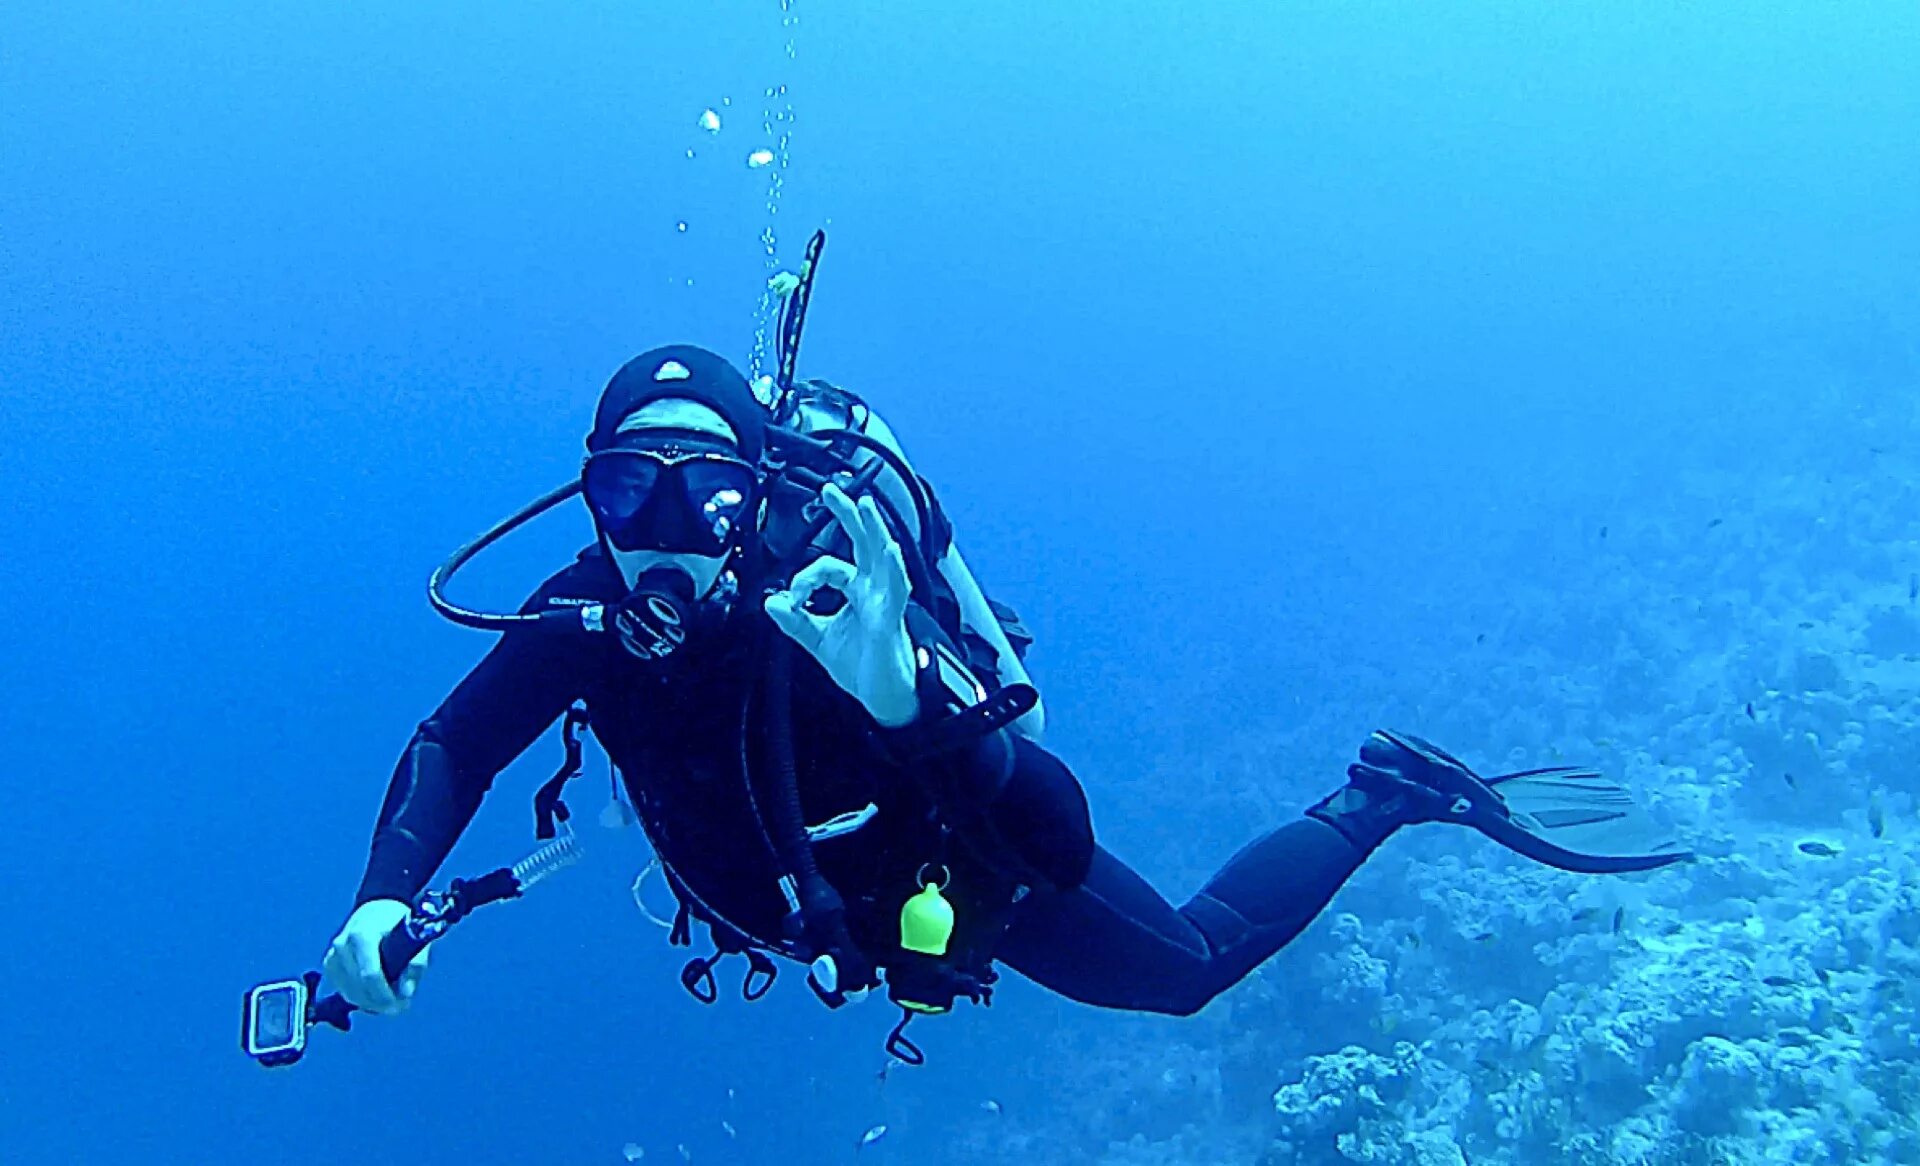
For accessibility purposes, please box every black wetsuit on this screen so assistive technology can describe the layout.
[358,548,1376,1016]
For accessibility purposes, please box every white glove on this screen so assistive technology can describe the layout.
[323,899,431,1015]
[763,484,918,728]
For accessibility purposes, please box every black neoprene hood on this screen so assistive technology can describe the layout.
[588,345,769,462]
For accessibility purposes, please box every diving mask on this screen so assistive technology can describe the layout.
[582,435,759,557]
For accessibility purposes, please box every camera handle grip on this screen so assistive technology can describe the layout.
[305,925,427,1031]
[378,921,431,982]
[309,872,520,1031]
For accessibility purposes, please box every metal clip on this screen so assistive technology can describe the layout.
[806,803,879,843]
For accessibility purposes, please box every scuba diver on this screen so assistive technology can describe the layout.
[321,243,1689,1054]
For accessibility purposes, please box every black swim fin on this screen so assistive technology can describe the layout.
[1346,730,1692,874]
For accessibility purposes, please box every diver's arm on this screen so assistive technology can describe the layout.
[855,408,1045,741]
[356,620,582,906]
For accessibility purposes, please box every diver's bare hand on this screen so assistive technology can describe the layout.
[763,484,917,727]
[322,899,431,1015]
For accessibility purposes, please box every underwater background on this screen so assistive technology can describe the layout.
[4,2,1918,1163]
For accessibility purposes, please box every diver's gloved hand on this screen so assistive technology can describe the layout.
[764,483,918,728]
[323,899,431,1016]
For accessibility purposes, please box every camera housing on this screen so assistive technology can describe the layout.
[241,976,311,1067]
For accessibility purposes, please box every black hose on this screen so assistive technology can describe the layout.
[761,639,870,990]
[763,640,819,885]
[428,480,583,631]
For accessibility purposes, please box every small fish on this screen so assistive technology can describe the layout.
[1783,772,1798,791]
[1475,632,1487,645]
[1404,933,1423,948]
[1869,790,1886,838]
[677,1146,691,1163]
[981,1100,1004,1117]
[1798,620,1816,630]
[1745,702,1757,720]
[721,1122,736,1140]
[1797,840,1842,858]
[1707,518,1724,529]
[1572,908,1600,923]
[1471,930,1496,943]
[1911,573,1918,604]
[1599,525,1609,539]
[1610,907,1626,935]
[856,1125,889,1152]
[1762,975,1795,988]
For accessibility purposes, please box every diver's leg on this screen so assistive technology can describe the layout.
[996,730,1682,1016]
[996,816,1372,1016]
[987,732,1430,1016]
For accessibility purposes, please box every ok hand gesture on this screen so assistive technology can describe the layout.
[763,484,918,727]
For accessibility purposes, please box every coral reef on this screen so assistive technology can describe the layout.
[939,385,1920,1165]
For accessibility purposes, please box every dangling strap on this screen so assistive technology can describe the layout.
[533,704,591,840]
[884,1012,925,1066]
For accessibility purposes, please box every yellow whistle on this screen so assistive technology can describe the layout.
[899,882,954,957]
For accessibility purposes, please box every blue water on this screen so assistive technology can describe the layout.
[3,3,1917,1163]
